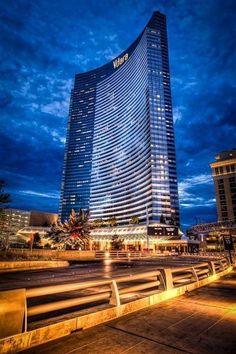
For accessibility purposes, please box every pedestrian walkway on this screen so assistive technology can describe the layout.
[23,270,236,354]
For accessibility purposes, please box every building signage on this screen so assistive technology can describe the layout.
[147,226,178,237]
[148,227,163,236]
[113,53,129,69]
[223,234,234,251]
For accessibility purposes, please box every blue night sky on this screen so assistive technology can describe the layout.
[0,0,235,229]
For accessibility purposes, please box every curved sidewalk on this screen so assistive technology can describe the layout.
[22,270,236,354]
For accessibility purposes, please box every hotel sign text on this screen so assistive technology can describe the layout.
[113,53,129,69]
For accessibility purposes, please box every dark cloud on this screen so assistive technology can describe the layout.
[0,0,235,229]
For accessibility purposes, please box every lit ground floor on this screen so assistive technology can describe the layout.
[91,224,199,253]
[16,224,200,253]
[91,238,199,253]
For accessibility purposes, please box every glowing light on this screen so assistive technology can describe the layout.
[104,259,112,265]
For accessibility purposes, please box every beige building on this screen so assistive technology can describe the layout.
[16,226,50,245]
[2,209,58,244]
[210,149,236,222]
[29,210,58,226]
[4,208,58,230]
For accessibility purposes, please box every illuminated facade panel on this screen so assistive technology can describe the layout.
[60,11,180,225]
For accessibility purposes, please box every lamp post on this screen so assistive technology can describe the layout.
[222,233,233,264]
[30,233,34,253]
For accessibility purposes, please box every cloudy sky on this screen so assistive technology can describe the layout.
[0,0,235,229]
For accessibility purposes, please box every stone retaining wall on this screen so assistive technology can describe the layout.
[0,260,69,272]
[0,249,96,261]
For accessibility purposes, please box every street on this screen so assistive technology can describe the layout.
[0,256,220,327]
[0,256,213,291]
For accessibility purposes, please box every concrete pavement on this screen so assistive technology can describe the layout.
[22,270,236,354]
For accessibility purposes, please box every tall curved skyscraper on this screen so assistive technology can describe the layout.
[60,11,180,225]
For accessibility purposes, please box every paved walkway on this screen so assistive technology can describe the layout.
[23,270,236,354]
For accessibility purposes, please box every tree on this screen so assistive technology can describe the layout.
[107,217,117,227]
[47,209,91,250]
[42,221,50,227]
[169,216,177,226]
[93,218,104,228]
[33,233,41,248]
[44,242,51,249]
[129,216,139,225]
[160,214,166,224]
[111,234,124,251]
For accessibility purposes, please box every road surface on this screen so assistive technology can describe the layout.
[0,256,214,291]
[0,256,219,325]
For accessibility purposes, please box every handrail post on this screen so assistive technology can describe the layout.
[208,261,216,275]
[109,280,120,306]
[219,259,225,271]
[160,268,173,290]
[24,296,27,332]
[191,267,198,282]
[158,271,166,291]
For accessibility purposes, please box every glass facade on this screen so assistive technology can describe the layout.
[60,11,180,225]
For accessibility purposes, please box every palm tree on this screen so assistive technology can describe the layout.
[129,216,139,224]
[169,216,177,226]
[93,218,104,228]
[107,217,117,227]
[47,209,91,250]
[33,233,41,248]
[160,214,166,224]
[111,234,124,250]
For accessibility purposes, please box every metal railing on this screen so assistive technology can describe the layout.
[25,270,161,320]
[0,256,232,339]
[95,250,236,260]
[24,257,231,325]
[95,251,150,258]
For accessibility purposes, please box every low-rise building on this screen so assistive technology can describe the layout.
[91,223,199,253]
[16,226,51,246]
[2,208,58,245]
[4,208,58,229]
[187,220,236,251]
